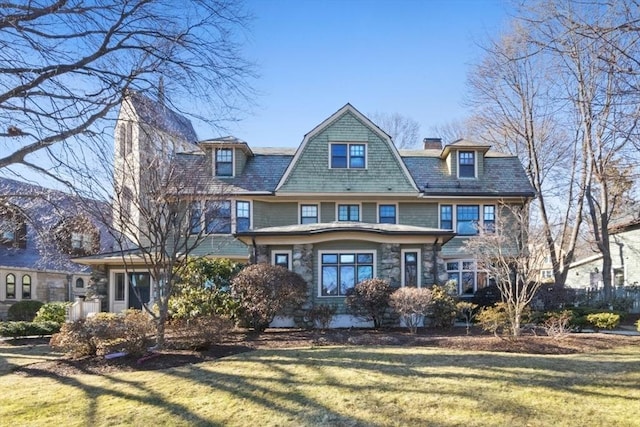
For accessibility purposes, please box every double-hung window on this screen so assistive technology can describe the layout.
[300,204,318,224]
[6,273,15,299]
[215,148,233,177]
[458,151,475,178]
[189,201,202,234]
[338,204,360,221]
[483,205,495,233]
[236,201,250,232]
[206,200,231,234]
[320,252,374,296]
[440,205,453,230]
[273,252,291,269]
[456,205,479,235]
[330,143,366,169]
[22,275,31,299]
[378,204,397,224]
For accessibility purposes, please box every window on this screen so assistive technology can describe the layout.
[330,143,366,169]
[76,278,85,288]
[215,148,233,176]
[125,122,133,156]
[71,232,93,251]
[119,125,126,158]
[1,218,16,242]
[402,250,420,287]
[115,273,125,301]
[236,201,250,232]
[22,275,31,299]
[541,270,553,280]
[483,205,495,233]
[6,273,15,299]
[440,205,452,230]
[446,260,488,296]
[320,252,374,296]
[338,204,360,221]
[300,204,318,224]
[456,205,479,235]
[205,200,231,234]
[378,205,397,224]
[458,151,475,178]
[273,252,291,269]
[189,201,202,234]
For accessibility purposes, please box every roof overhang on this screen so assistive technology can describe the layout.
[235,222,455,246]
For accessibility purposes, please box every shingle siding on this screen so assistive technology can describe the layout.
[398,202,438,228]
[253,201,298,228]
[278,112,417,194]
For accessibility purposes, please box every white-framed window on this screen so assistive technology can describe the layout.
[330,143,366,169]
[71,232,93,251]
[378,204,397,224]
[337,204,360,221]
[458,151,475,178]
[215,148,233,177]
[439,204,496,236]
[401,249,421,287]
[21,274,31,299]
[76,277,85,288]
[236,201,251,232]
[540,269,554,280]
[446,260,489,296]
[300,204,319,224]
[190,201,202,234]
[111,270,153,311]
[5,273,16,299]
[272,250,292,270]
[319,250,375,296]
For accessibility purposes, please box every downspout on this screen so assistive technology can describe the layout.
[251,237,257,264]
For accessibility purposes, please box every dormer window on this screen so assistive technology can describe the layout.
[458,151,475,178]
[0,205,27,249]
[71,232,93,252]
[331,143,366,169]
[215,148,233,177]
[54,215,99,256]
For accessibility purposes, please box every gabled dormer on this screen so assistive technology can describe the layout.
[199,137,254,178]
[440,139,491,179]
[54,215,100,257]
[0,203,27,249]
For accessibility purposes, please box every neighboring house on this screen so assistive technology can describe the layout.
[566,217,640,290]
[77,95,535,327]
[0,178,114,319]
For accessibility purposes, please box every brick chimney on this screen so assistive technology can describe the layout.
[423,137,442,150]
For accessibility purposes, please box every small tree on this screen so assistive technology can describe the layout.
[345,278,392,329]
[456,301,479,335]
[231,264,307,332]
[389,287,433,334]
[427,284,458,328]
[464,203,546,336]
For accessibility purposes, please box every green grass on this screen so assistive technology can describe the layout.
[1,344,640,426]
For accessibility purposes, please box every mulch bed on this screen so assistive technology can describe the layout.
[11,327,640,377]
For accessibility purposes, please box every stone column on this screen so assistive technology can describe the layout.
[292,244,314,327]
[380,243,401,288]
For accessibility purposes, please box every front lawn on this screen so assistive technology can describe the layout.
[1,343,639,426]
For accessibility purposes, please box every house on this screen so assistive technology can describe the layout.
[565,216,640,312]
[0,178,114,319]
[77,94,535,327]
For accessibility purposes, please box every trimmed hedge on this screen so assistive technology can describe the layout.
[0,321,60,338]
[8,300,44,321]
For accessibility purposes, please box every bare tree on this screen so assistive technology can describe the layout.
[0,0,253,184]
[85,120,229,349]
[520,0,640,300]
[464,203,546,337]
[369,112,421,148]
[467,19,586,289]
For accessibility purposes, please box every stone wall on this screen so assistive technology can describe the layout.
[422,243,448,285]
[292,244,314,327]
[379,243,401,288]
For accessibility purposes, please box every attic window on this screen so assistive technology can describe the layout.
[458,151,475,178]
[331,143,366,169]
[215,148,233,177]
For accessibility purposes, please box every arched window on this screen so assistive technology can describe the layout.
[6,273,15,299]
[22,275,31,299]
[76,278,84,288]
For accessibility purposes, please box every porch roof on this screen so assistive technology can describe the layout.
[235,222,456,245]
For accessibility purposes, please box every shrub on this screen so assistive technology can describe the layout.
[541,310,574,339]
[306,304,337,330]
[170,257,242,320]
[0,321,60,339]
[168,315,234,350]
[345,278,392,329]
[427,285,457,328]
[471,285,502,307]
[50,309,154,357]
[34,302,72,324]
[586,312,620,331]
[636,318,640,332]
[456,301,479,335]
[476,303,510,336]
[8,300,44,321]
[389,287,433,333]
[231,263,307,332]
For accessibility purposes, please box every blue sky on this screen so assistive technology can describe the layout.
[215,0,511,147]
